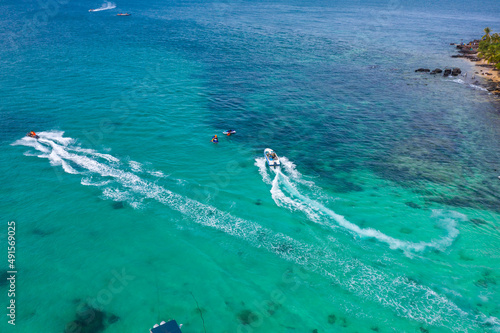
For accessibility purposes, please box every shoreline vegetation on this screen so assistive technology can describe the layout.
[452,27,500,95]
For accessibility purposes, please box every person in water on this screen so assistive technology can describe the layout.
[211,135,218,143]
[29,131,37,138]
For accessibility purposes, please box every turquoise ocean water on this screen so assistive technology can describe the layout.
[1,0,500,332]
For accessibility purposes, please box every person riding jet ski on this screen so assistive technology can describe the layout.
[27,131,39,139]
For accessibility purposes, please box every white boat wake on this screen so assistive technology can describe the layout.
[90,1,116,12]
[11,131,496,331]
[255,156,460,254]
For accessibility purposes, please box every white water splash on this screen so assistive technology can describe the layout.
[11,131,496,331]
[256,157,460,254]
[451,78,489,92]
[129,160,143,173]
[90,1,117,12]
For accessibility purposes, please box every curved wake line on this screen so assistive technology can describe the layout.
[255,157,460,254]
[451,78,489,92]
[90,1,116,11]
[12,131,496,332]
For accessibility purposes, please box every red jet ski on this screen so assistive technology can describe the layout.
[27,131,40,139]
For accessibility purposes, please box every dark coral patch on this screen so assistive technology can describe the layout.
[238,309,258,325]
[470,218,487,225]
[64,304,119,333]
[405,201,421,209]
[65,306,105,333]
[112,201,125,209]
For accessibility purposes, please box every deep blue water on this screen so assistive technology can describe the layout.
[1,0,500,332]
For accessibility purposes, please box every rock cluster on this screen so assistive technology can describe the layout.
[415,68,460,76]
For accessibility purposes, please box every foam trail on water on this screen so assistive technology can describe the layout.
[90,1,116,11]
[129,161,143,173]
[451,78,489,92]
[256,157,460,253]
[71,147,120,163]
[255,157,272,184]
[12,131,496,332]
[271,171,322,222]
[280,156,315,187]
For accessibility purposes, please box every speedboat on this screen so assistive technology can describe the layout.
[117,13,131,16]
[264,148,280,167]
[223,129,236,135]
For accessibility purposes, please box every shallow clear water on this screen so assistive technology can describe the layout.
[1,0,500,332]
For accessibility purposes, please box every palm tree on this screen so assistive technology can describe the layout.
[491,33,500,44]
[482,27,491,42]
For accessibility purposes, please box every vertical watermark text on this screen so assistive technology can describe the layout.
[6,221,17,325]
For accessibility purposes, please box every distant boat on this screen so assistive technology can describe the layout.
[88,9,95,12]
[117,13,131,16]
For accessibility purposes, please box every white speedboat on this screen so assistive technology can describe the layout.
[264,148,280,167]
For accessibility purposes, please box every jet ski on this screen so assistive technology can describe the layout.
[223,129,236,135]
[88,9,95,12]
[27,131,39,139]
[264,148,280,167]
[117,13,131,16]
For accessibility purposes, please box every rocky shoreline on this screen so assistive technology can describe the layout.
[413,40,500,95]
[451,40,500,95]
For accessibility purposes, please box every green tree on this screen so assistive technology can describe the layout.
[482,27,491,42]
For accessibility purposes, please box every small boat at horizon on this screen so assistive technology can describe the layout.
[264,148,280,167]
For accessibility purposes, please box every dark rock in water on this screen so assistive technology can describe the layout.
[420,327,429,333]
[451,67,461,76]
[65,305,106,333]
[112,201,125,209]
[470,218,487,225]
[65,304,119,333]
[405,202,421,209]
[238,309,258,325]
[108,314,119,324]
[415,68,430,72]
[443,69,452,76]
[328,314,336,324]
[434,68,442,73]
